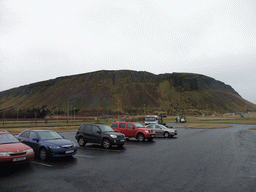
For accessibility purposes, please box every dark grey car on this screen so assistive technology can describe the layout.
[75,124,126,149]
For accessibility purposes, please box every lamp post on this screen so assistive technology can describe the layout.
[57,107,58,123]
[74,108,75,122]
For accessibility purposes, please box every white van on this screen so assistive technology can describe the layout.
[145,115,158,125]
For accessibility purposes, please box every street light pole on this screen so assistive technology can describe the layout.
[74,108,75,122]
[57,107,58,123]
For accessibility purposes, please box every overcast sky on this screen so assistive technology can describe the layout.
[1,0,256,103]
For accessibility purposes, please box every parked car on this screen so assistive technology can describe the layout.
[17,129,77,160]
[75,124,126,149]
[110,122,156,141]
[0,130,34,165]
[146,124,177,138]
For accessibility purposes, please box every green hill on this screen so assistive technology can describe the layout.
[0,70,255,117]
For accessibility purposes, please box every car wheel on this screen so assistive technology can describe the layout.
[164,132,169,138]
[39,148,48,161]
[78,136,85,147]
[102,138,111,149]
[137,133,145,142]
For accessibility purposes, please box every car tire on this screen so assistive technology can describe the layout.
[102,138,111,149]
[39,148,48,161]
[78,136,86,147]
[164,132,169,138]
[137,133,145,142]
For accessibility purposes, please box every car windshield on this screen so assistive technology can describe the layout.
[0,133,19,144]
[145,117,157,121]
[158,125,167,129]
[98,125,115,132]
[37,131,63,140]
[133,123,144,128]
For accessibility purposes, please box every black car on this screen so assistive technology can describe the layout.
[75,124,126,149]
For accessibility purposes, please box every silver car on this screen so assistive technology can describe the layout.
[146,124,177,138]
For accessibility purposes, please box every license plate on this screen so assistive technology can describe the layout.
[66,150,74,154]
[13,157,26,162]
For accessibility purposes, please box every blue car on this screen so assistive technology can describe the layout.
[17,129,77,160]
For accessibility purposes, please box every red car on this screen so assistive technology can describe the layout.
[110,122,156,141]
[0,130,34,165]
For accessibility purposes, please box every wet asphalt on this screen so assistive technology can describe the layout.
[1,123,256,192]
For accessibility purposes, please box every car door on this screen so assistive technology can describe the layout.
[118,123,127,135]
[91,125,101,144]
[125,123,136,137]
[83,124,93,143]
[18,131,30,145]
[28,131,40,154]
[154,124,163,136]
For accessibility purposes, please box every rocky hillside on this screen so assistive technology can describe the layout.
[0,70,255,117]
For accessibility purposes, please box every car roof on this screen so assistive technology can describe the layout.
[0,130,9,134]
[23,129,53,132]
[113,121,135,123]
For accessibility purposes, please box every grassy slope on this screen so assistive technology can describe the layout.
[0,70,255,116]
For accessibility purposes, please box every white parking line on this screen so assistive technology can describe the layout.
[31,161,53,167]
[77,155,94,158]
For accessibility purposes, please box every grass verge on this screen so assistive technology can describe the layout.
[178,124,232,129]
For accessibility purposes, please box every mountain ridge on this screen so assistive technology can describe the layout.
[0,70,255,117]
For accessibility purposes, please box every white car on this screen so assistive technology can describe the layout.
[146,124,177,138]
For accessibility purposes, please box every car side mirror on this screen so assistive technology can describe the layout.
[32,138,39,142]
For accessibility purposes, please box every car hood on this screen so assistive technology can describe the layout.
[166,128,177,132]
[104,131,124,136]
[0,142,31,152]
[42,139,75,146]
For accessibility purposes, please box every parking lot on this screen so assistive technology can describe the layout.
[1,123,256,192]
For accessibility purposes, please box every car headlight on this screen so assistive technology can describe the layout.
[49,145,61,149]
[0,152,10,156]
[24,149,34,154]
[110,135,117,138]
[145,130,149,133]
